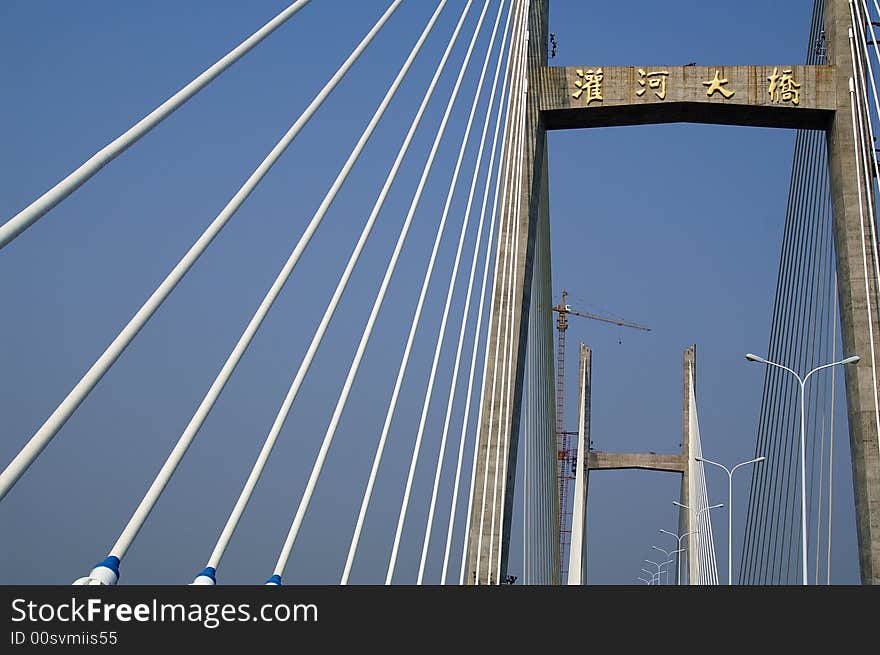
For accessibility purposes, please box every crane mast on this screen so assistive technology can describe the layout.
[551,290,650,582]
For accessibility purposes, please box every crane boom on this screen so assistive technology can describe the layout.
[563,308,651,331]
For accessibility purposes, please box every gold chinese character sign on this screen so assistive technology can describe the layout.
[636,69,669,100]
[572,67,603,104]
[767,67,801,105]
[703,69,735,99]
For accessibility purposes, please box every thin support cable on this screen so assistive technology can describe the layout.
[472,0,528,583]
[373,0,496,585]
[827,275,838,584]
[456,3,520,581]
[409,0,511,585]
[0,0,399,505]
[485,5,529,581]
[485,73,524,583]
[104,0,413,564]
[197,0,451,577]
[439,4,513,583]
[494,40,529,584]
[849,13,880,458]
[377,0,498,585]
[267,0,478,583]
[0,0,315,248]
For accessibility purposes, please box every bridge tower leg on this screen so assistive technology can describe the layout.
[465,0,551,585]
[680,346,696,584]
[826,0,880,584]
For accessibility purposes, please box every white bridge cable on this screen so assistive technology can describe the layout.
[189,0,450,577]
[487,5,529,583]
[494,21,530,584]
[267,0,479,583]
[827,276,839,583]
[472,0,529,583]
[689,378,719,584]
[412,0,511,585]
[492,78,527,585]
[852,2,880,462]
[381,0,495,585]
[522,173,539,583]
[0,0,314,250]
[0,1,401,505]
[523,301,533,584]
[485,101,520,585]
[439,1,514,586]
[336,1,483,586]
[102,0,414,564]
[541,213,552,584]
[459,0,528,584]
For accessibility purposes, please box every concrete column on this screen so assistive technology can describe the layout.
[466,0,551,585]
[567,344,591,584]
[825,0,880,584]
[679,345,696,584]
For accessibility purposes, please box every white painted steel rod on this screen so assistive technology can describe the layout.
[373,0,501,585]
[848,13,880,461]
[107,0,407,563]
[494,23,529,583]
[471,0,528,582]
[266,0,477,582]
[0,1,399,505]
[439,1,514,585]
[99,0,402,559]
[486,7,528,581]
[191,0,447,576]
[335,1,476,586]
[458,0,526,584]
[377,0,492,584]
[0,0,313,249]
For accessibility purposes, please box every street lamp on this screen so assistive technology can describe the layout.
[745,352,859,585]
[640,567,656,585]
[695,455,766,585]
[637,576,652,585]
[660,528,698,585]
[651,545,684,585]
[673,501,723,584]
[644,558,674,586]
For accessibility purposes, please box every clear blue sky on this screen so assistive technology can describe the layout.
[0,0,860,584]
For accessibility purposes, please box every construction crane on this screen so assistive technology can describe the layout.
[551,290,651,581]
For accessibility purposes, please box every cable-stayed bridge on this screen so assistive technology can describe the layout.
[1,0,878,585]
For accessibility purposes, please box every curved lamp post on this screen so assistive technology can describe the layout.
[659,528,698,585]
[673,501,723,584]
[651,545,684,585]
[745,352,859,584]
[644,558,674,586]
[695,455,766,585]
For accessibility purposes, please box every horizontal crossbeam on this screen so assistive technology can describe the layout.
[588,451,686,474]
[535,65,835,130]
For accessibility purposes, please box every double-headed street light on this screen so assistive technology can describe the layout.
[695,455,766,585]
[637,576,652,585]
[640,567,656,584]
[644,558,674,586]
[673,501,723,584]
[659,528,698,585]
[745,352,859,585]
[651,545,684,585]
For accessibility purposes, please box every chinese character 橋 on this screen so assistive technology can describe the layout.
[702,69,735,99]
[636,69,669,100]
[572,68,604,103]
[767,67,801,105]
